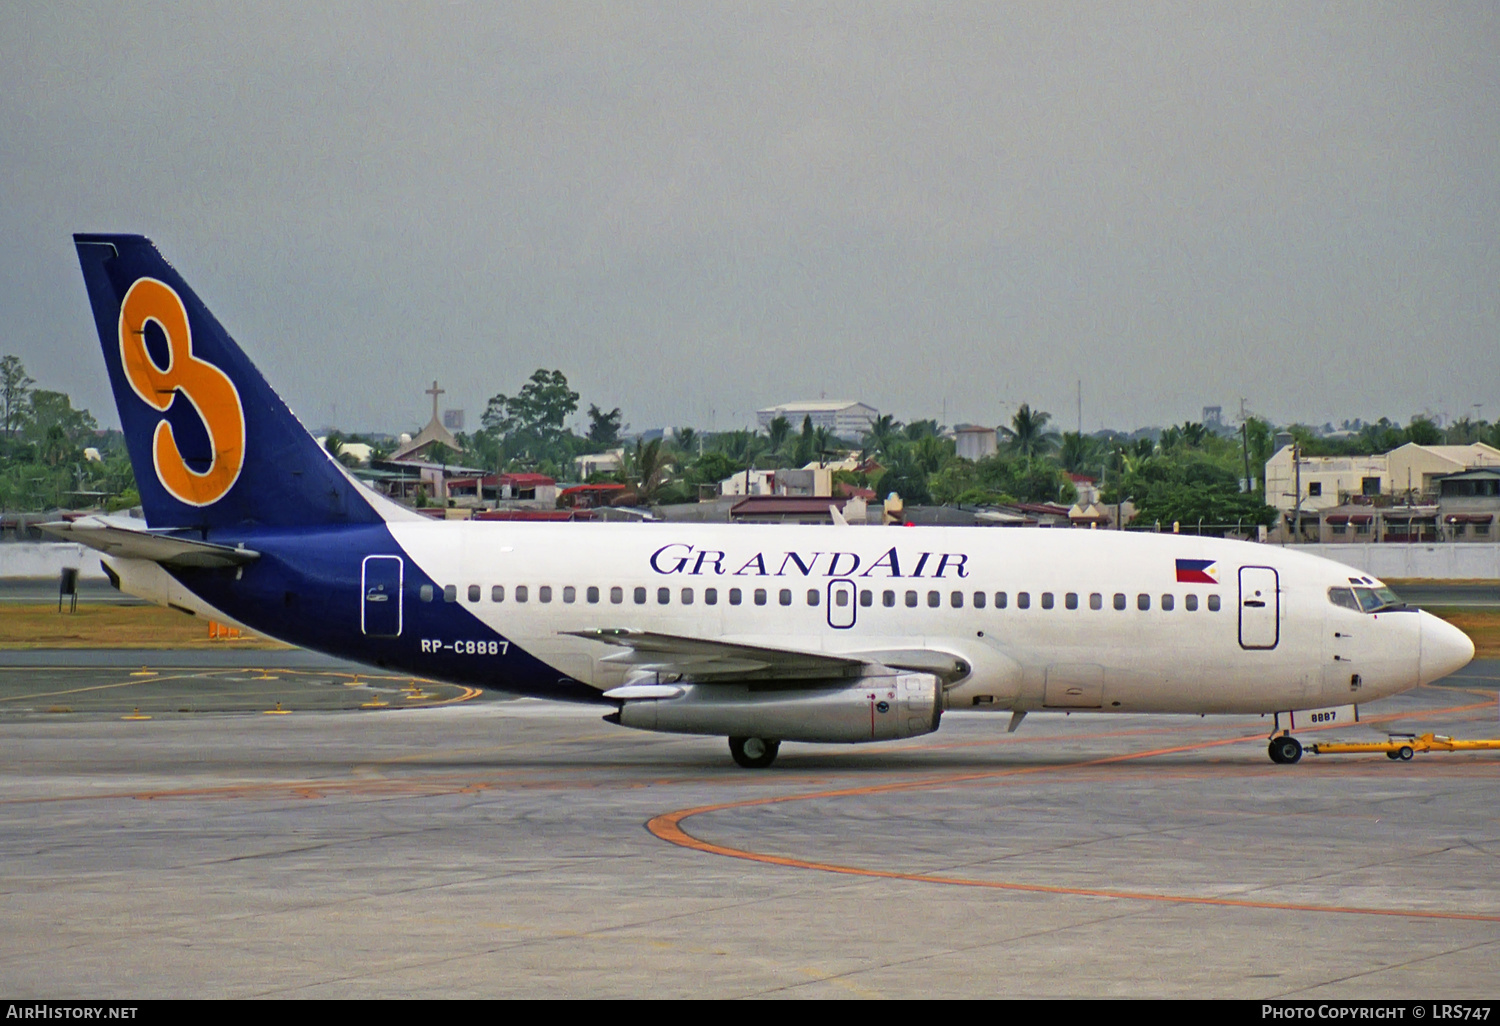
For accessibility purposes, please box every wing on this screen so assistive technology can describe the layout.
[39,517,260,569]
[564,628,970,684]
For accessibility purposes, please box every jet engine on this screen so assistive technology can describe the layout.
[604,668,942,744]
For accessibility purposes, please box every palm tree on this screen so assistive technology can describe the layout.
[766,416,791,466]
[861,414,901,460]
[1002,404,1056,458]
[622,438,673,506]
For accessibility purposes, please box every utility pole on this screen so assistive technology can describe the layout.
[1077,380,1082,436]
[1241,421,1252,494]
[1293,441,1302,542]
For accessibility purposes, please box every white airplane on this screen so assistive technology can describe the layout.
[53,234,1474,768]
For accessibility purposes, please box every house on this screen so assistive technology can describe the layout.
[575,449,625,480]
[1386,443,1500,501]
[729,495,855,525]
[1263,447,1388,514]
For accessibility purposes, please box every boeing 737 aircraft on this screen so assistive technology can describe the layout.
[51,234,1474,767]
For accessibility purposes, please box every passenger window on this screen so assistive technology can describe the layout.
[1040,592,1053,610]
[610,586,623,604]
[563,586,576,603]
[633,586,646,605]
[467,584,481,603]
[420,584,434,603]
[1065,592,1078,610]
[492,585,505,603]
[1137,593,1149,611]
[443,584,457,603]
[586,586,599,604]
[927,591,940,608]
[515,585,528,603]
[657,587,670,605]
[905,590,918,608]
[1089,593,1102,610]
[779,589,792,606]
[884,590,896,608]
[754,589,768,606]
[729,588,742,605]
[681,587,693,605]
[1161,594,1174,611]
[1207,595,1221,612]
[1184,593,1198,611]
[1017,592,1031,609]
[951,591,963,608]
[705,588,718,605]
[1113,593,1126,611]
[973,591,986,609]
[860,590,873,607]
[539,586,552,603]
[995,592,1007,609]
[809,589,821,606]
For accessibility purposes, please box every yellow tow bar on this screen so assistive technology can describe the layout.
[1308,733,1500,761]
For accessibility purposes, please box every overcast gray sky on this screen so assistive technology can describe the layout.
[2,3,1496,437]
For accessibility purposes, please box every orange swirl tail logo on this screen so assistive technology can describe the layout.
[118,278,245,507]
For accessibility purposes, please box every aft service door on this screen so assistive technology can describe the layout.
[1238,566,1279,650]
[361,555,403,637]
[827,579,857,629]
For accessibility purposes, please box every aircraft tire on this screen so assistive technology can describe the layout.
[1268,736,1302,765]
[1397,745,1413,761]
[729,736,780,769]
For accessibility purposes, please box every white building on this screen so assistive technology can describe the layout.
[1264,447,1390,514]
[954,425,998,461]
[756,400,879,441]
[574,448,625,480]
[1385,443,1500,501]
[719,464,832,498]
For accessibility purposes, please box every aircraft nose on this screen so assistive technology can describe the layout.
[1420,613,1475,684]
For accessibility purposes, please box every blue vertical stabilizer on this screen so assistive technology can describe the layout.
[74,234,383,530]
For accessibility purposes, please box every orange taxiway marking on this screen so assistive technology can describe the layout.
[647,728,1500,925]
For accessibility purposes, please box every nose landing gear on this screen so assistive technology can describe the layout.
[1268,734,1303,764]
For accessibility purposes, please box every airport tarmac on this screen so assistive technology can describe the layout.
[1,658,1497,999]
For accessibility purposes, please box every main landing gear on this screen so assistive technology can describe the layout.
[729,736,780,769]
[1268,734,1303,765]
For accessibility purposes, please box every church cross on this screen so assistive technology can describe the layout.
[426,380,444,423]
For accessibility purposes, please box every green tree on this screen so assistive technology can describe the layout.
[861,414,902,459]
[1405,415,1443,446]
[22,390,96,446]
[1,355,34,438]
[587,404,622,446]
[1001,404,1056,458]
[765,416,792,465]
[872,446,930,505]
[481,369,580,463]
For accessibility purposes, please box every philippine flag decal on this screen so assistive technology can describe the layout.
[1175,559,1220,584]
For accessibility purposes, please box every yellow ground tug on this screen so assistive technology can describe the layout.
[1308,733,1500,761]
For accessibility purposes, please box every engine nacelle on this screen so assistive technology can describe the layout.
[607,668,942,744]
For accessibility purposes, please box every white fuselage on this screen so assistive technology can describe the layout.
[384,522,1470,715]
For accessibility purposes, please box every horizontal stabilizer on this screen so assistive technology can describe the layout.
[40,517,260,568]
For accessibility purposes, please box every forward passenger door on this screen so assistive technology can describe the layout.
[1238,566,1279,650]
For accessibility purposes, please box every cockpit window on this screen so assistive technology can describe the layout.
[1352,586,1405,613]
[1327,587,1361,611]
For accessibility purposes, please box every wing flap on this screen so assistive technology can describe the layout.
[564,628,863,682]
[564,629,971,685]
